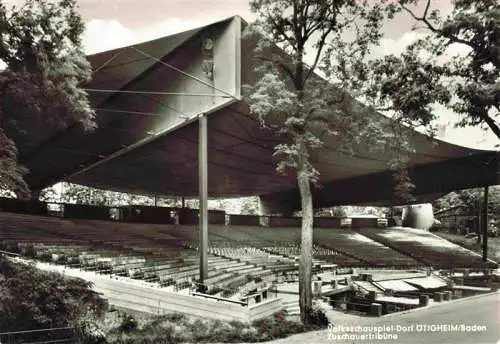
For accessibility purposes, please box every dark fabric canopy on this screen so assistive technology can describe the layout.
[12,16,498,206]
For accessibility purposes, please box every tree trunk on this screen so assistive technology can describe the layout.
[297,138,314,324]
[480,111,500,141]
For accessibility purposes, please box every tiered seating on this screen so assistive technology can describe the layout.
[158,226,306,290]
[164,224,415,268]
[226,225,300,243]
[220,226,367,266]
[208,245,297,279]
[209,245,294,264]
[0,214,211,288]
[259,242,339,266]
[4,211,491,298]
[357,227,497,268]
[314,227,420,267]
[0,213,289,295]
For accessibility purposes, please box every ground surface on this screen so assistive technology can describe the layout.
[224,291,500,344]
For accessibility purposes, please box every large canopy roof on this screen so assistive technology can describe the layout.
[12,16,499,207]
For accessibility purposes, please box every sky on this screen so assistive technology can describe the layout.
[3,0,498,150]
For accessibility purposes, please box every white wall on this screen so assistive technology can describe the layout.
[145,17,241,135]
[402,203,435,230]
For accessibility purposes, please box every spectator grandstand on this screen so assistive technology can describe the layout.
[356,226,497,268]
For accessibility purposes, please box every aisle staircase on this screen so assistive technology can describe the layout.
[283,299,300,316]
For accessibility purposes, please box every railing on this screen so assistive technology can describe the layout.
[353,282,372,295]
[191,292,248,306]
[240,286,278,305]
[0,249,20,257]
[190,282,278,306]
[0,326,79,344]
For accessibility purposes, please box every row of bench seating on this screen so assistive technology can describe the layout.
[358,227,497,268]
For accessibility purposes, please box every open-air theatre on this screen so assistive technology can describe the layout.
[4,15,499,281]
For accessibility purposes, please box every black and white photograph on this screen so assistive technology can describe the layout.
[0,0,498,343]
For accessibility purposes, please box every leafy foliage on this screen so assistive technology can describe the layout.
[38,185,58,201]
[77,321,107,344]
[0,130,28,196]
[361,0,499,142]
[304,299,330,328]
[0,0,95,197]
[61,183,126,206]
[105,311,313,343]
[118,314,139,333]
[0,255,108,332]
[314,206,346,217]
[434,186,500,218]
[59,182,160,206]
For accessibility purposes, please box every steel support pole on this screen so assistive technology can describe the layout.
[477,198,482,244]
[199,115,209,283]
[482,186,489,261]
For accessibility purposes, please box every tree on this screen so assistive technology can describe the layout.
[60,182,159,207]
[39,185,58,202]
[61,183,116,206]
[245,0,395,323]
[365,0,499,142]
[239,197,260,215]
[314,206,346,217]
[331,2,496,204]
[343,206,389,217]
[434,186,500,217]
[0,0,96,199]
[0,132,28,197]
